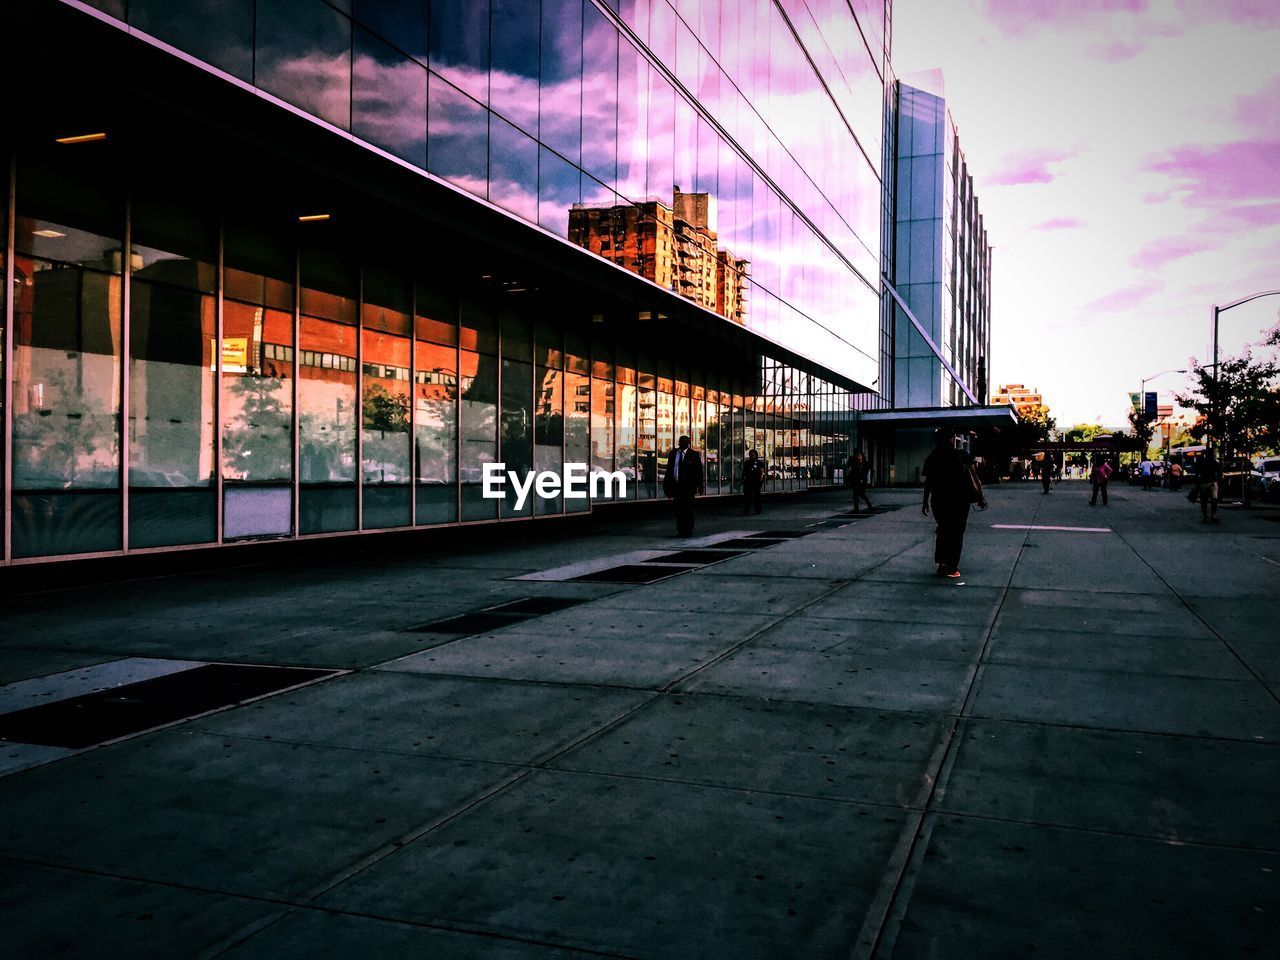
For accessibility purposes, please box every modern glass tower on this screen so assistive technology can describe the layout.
[1,0,892,564]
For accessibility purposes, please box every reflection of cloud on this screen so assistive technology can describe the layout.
[1129,236,1211,270]
[987,148,1076,185]
[256,50,351,127]
[352,53,426,160]
[1031,216,1084,230]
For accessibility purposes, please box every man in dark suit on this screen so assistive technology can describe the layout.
[663,434,705,537]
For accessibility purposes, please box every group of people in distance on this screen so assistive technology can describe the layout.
[661,428,1227,579]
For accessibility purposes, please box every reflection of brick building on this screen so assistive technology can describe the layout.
[568,187,748,324]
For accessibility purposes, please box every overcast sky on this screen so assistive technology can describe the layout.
[892,0,1280,427]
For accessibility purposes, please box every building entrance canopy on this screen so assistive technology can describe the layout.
[857,405,1020,431]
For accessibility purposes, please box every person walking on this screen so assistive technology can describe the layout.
[1140,459,1154,491]
[741,448,765,515]
[847,449,873,512]
[663,434,705,537]
[922,428,986,578]
[1197,449,1221,523]
[1039,455,1054,494]
[1089,456,1112,506]
[1169,460,1184,492]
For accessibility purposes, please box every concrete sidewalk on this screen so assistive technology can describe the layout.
[1,482,1277,958]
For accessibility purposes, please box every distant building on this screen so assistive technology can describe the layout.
[889,79,992,410]
[992,383,1045,417]
[568,187,748,323]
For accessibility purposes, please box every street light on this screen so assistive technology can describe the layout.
[1137,369,1186,466]
[1210,289,1280,508]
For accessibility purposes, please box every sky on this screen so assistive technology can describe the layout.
[892,0,1280,428]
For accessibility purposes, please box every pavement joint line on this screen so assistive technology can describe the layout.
[853,499,1040,960]
[1108,525,1280,708]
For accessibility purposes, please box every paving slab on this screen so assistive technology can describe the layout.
[321,768,908,960]
[552,693,947,808]
[0,859,275,960]
[678,645,974,713]
[582,574,845,615]
[888,815,1280,960]
[0,730,517,900]
[940,718,1280,848]
[804,580,1003,626]
[191,671,649,766]
[746,614,986,660]
[218,910,594,959]
[986,627,1253,679]
[970,663,1280,741]
[379,630,751,689]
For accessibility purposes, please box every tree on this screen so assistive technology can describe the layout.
[1127,406,1157,457]
[1012,403,1056,448]
[1176,351,1280,466]
[362,383,410,434]
[1064,422,1107,444]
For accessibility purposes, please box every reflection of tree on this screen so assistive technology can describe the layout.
[363,383,410,433]
[223,374,291,481]
[14,362,118,488]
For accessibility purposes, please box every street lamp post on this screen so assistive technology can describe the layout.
[1138,369,1186,471]
[1210,289,1280,508]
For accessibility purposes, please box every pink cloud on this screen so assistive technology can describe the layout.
[1084,283,1159,312]
[980,0,1148,35]
[1031,216,1085,230]
[987,148,1076,186]
[1129,236,1212,270]
[1177,0,1280,27]
[1089,39,1146,62]
[1234,78,1280,130]
[1147,139,1280,206]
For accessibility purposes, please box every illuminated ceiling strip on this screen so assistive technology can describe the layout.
[881,276,980,405]
[55,132,107,144]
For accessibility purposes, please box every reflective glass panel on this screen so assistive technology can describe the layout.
[130,0,254,80]
[535,365,564,514]
[427,76,489,198]
[565,370,590,512]
[415,340,458,524]
[12,155,123,558]
[255,0,352,130]
[460,349,498,520]
[500,358,533,517]
[429,0,490,104]
[353,26,428,167]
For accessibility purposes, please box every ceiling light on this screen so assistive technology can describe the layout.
[55,132,107,144]
[33,229,66,239]
[298,213,331,222]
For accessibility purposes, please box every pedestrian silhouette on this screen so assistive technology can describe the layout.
[741,448,765,515]
[663,434,705,537]
[1197,449,1221,523]
[1089,456,1111,506]
[922,428,986,578]
[847,449,873,512]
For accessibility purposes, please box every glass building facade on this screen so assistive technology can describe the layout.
[1,0,890,563]
[890,80,991,410]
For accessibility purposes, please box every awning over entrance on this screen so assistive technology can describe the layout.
[857,405,1020,430]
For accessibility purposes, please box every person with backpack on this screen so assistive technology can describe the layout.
[922,428,986,578]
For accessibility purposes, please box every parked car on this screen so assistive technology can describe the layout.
[1251,457,1280,502]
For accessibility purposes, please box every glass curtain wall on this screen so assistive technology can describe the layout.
[102,0,886,394]
[1,156,860,562]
